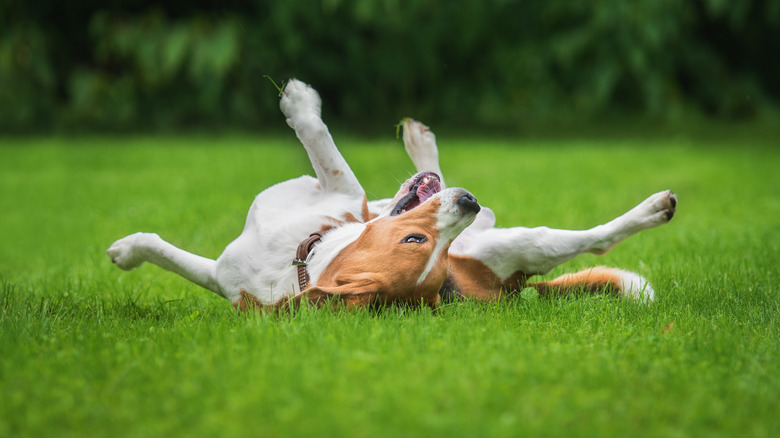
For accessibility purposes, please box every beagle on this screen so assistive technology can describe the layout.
[107,79,676,309]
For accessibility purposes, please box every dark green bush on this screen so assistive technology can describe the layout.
[1,0,777,131]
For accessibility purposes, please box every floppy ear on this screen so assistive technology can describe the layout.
[274,274,383,312]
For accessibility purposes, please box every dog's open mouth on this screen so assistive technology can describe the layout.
[390,172,441,216]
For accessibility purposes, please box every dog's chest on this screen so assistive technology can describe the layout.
[216,175,366,304]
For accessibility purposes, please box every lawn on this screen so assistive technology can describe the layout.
[1,127,778,437]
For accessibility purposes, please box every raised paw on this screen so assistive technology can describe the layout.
[106,232,156,270]
[402,119,444,186]
[279,79,322,129]
[403,119,436,154]
[630,190,678,228]
[648,190,677,222]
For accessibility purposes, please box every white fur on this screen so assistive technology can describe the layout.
[611,268,655,302]
[305,222,366,287]
[416,188,477,284]
[445,190,675,283]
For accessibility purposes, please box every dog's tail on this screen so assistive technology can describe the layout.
[528,266,655,302]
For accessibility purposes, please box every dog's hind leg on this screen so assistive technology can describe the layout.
[280,79,364,197]
[448,190,676,301]
[107,232,222,296]
[401,119,446,188]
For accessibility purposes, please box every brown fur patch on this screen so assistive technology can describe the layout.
[445,260,625,300]
[319,208,365,233]
[282,198,448,310]
[447,255,531,300]
[233,290,265,312]
[320,223,337,233]
[317,196,371,233]
[529,267,622,297]
[361,195,376,222]
[341,212,360,223]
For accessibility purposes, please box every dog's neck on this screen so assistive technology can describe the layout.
[293,232,325,291]
[304,223,366,289]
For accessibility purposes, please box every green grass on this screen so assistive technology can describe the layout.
[1,130,778,437]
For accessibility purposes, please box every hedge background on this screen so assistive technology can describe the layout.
[2,0,778,132]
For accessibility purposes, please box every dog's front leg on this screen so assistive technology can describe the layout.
[401,119,446,188]
[279,79,364,197]
[107,233,222,295]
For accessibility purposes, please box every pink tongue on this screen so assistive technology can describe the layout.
[416,177,441,203]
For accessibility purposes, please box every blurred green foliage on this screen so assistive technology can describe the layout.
[1,0,778,131]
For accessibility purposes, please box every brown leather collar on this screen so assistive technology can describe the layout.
[293,232,324,292]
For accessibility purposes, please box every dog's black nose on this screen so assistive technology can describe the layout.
[457,193,480,213]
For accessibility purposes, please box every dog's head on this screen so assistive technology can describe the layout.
[285,172,479,309]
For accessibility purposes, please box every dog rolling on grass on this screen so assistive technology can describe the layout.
[107,79,676,310]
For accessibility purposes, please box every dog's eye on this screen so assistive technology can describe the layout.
[401,233,428,244]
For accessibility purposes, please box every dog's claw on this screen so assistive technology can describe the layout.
[664,192,677,222]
